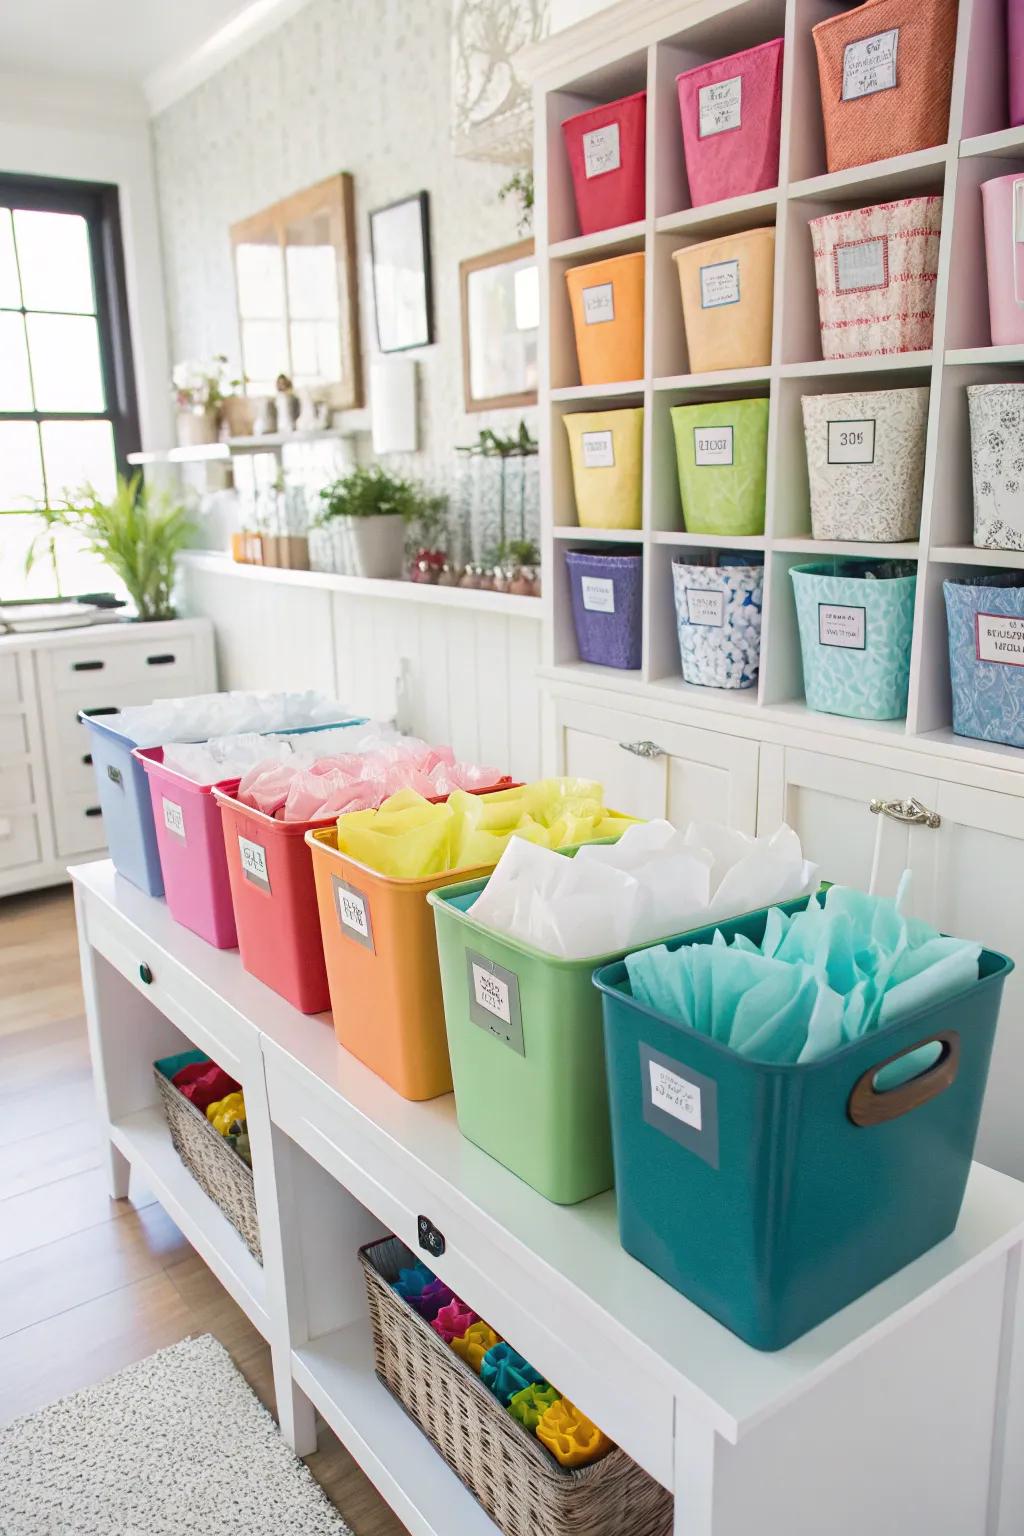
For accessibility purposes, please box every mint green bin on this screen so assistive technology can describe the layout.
[671,397,768,536]
[790,558,917,721]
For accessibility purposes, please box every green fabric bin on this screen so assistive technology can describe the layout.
[670,397,768,536]
[594,892,1012,1350]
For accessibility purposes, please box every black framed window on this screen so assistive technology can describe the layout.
[0,172,140,599]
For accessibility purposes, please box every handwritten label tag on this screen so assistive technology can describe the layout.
[843,28,899,101]
[834,237,888,293]
[698,75,742,136]
[238,835,270,892]
[649,1061,703,1130]
[700,259,740,309]
[819,603,866,650]
[582,282,614,324]
[640,1044,719,1165]
[976,612,1024,666]
[827,419,876,465]
[162,797,185,840]
[583,122,621,178]
[693,425,734,466]
[466,951,524,1054]
[332,875,374,951]
[581,430,615,468]
[581,576,615,613]
[685,588,726,627]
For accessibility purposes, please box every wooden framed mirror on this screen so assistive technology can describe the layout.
[459,238,538,412]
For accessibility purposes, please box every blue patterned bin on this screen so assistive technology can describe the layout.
[790,559,917,720]
[944,573,1024,749]
[672,557,763,689]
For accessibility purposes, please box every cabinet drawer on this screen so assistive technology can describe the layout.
[54,678,200,754]
[0,712,29,758]
[0,762,35,809]
[54,792,107,857]
[0,810,41,871]
[50,635,198,693]
[0,654,22,706]
[50,742,102,800]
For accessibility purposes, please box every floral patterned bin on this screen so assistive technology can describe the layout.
[968,385,1024,552]
[672,557,763,689]
[944,573,1024,749]
[801,387,929,542]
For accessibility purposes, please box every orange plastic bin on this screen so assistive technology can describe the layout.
[565,252,645,385]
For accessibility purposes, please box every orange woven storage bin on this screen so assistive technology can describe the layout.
[565,252,645,385]
[812,0,957,174]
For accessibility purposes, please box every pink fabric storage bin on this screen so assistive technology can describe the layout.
[810,196,942,360]
[1012,0,1024,128]
[136,748,239,949]
[562,91,647,236]
[981,174,1024,346]
[676,39,784,209]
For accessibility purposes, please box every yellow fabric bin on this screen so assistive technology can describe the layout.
[563,408,643,530]
[673,227,775,374]
[565,252,645,386]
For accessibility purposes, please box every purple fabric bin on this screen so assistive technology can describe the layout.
[565,549,643,670]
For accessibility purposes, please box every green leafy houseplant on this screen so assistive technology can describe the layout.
[25,474,197,621]
[317,464,424,524]
[316,465,446,580]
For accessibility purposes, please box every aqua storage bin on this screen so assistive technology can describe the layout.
[790,559,917,720]
[595,894,1012,1350]
[80,712,167,895]
[944,572,1024,749]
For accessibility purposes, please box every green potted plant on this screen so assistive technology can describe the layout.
[25,474,198,621]
[316,464,425,580]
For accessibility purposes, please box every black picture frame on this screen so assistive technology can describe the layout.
[368,191,434,353]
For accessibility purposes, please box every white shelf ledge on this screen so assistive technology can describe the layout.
[652,531,767,549]
[780,353,933,378]
[788,146,948,203]
[653,366,770,391]
[773,537,920,560]
[129,424,367,467]
[553,525,642,541]
[945,346,1024,367]
[548,219,645,259]
[550,380,645,401]
[178,552,543,619]
[655,189,777,237]
[929,545,1024,568]
[960,125,1024,159]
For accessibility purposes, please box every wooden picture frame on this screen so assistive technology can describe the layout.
[368,191,435,353]
[459,238,538,412]
[230,172,363,410]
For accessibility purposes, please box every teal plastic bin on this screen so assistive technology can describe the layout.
[790,558,917,721]
[594,893,1012,1350]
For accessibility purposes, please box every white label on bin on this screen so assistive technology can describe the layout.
[332,875,375,951]
[238,835,270,892]
[834,236,888,293]
[582,282,615,324]
[685,588,726,627]
[699,259,740,309]
[581,576,616,613]
[976,612,1024,666]
[693,425,734,466]
[583,122,621,178]
[842,28,899,101]
[649,1062,702,1130]
[466,951,525,1054]
[472,962,511,1024]
[582,429,615,468]
[818,603,866,650]
[162,797,185,840]
[827,418,876,464]
[698,75,742,137]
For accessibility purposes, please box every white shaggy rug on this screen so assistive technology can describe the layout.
[0,1334,354,1535]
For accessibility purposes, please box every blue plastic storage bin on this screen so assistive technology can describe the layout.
[594,893,1011,1350]
[790,558,917,720]
[944,572,1024,749]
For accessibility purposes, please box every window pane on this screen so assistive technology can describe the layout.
[0,312,33,410]
[285,239,338,321]
[0,209,21,308]
[0,513,57,600]
[0,422,45,511]
[289,319,340,384]
[40,418,116,503]
[26,312,105,411]
[13,209,95,313]
[241,319,287,390]
[236,243,285,319]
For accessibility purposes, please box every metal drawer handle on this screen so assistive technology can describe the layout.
[619,740,665,759]
[85,806,103,818]
[72,660,104,672]
[139,963,153,985]
[147,653,176,666]
[869,796,941,829]
[81,706,118,718]
[82,753,92,766]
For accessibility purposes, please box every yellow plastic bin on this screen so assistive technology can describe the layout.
[565,252,645,385]
[673,227,775,373]
[563,408,644,530]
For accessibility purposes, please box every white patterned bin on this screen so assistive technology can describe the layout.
[801,387,929,542]
[672,558,763,689]
[968,384,1024,552]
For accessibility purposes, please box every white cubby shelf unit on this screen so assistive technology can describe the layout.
[525,0,1024,771]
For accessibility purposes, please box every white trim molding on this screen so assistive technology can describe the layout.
[143,0,316,115]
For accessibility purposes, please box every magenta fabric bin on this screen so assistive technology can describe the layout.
[565,548,643,670]
[676,39,784,209]
[1011,0,1024,128]
[562,90,647,236]
[136,748,241,949]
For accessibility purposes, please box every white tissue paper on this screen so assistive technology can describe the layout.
[113,690,351,748]
[160,720,406,788]
[467,819,818,960]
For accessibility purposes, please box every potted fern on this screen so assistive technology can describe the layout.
[315,465,425,580]
[26,474,197,621]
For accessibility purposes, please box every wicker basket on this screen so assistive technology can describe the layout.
[153,1067,262,1264]
[359,1235,672,1536]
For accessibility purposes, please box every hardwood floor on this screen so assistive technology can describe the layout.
[0,884,406,1536]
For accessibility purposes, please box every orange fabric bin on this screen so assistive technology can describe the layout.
[565,252,645,385]
[673,227,775,373]
[811,0,957,174]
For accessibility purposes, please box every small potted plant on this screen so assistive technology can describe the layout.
[316,465,425,580]
[172,355,238,447]
[26,474,197,621]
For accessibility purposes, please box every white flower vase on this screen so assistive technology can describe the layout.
[348,515,406,579]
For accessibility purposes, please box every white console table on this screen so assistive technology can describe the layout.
[72,858,1024,1536]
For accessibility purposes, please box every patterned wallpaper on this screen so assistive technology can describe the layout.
[151,0,537,493]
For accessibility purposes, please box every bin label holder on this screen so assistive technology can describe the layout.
[640,1042,719,1168]
[333,875,375,952]
[466,950,525,1056]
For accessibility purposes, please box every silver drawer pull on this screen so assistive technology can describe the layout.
[869,796,941,829]
[620,740,665,759]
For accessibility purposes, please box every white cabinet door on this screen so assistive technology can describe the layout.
[551,695,759,830]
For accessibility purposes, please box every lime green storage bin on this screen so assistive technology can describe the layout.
[670,397,768,536]
[564,408,643,530]
[595,893,1012,1351]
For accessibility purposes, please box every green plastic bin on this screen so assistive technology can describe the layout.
[670,397,768,536]
[594,893,1012,1350]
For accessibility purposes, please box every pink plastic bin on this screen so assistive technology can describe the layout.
[562,90,646,236]
[982,174,1024,346]
[676,39,783,209]
[137,749,242,949]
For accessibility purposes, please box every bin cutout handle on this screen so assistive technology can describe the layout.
[848,1029,960,1126]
